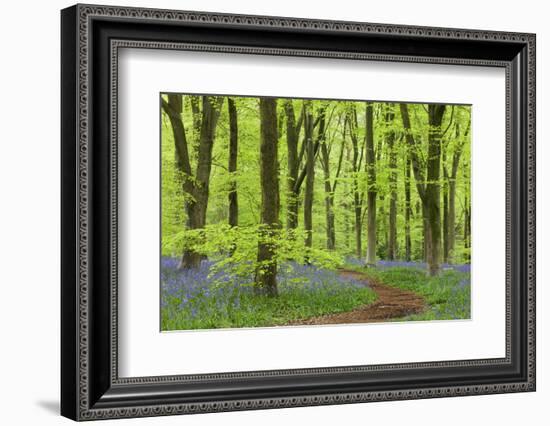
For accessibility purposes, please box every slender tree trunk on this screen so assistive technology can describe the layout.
[462,194,469,249]
[354,192,362,259]
[321,143,336,250]
[228,98,238,228]
[388,193,397,260]
[325,194,335,250]
[425,104,445,275]
[442,190,450,263]
[303,103,315,257]
[386,106,397,260]
[189,95,202,151]
[320,117,344,251]
[379,195,387,255]
[443,188,449,263]
[344,203,351,251]
[442,151,449,263]
[284,101,301,231]
[342,164,352,252]
[404,155,412,261]
[348,107,363,259]
[448,179,456,262]
[255,98,280,297]
[227,98,239,256]
[365,102,377,265]
[448,122,469,263]
[463,174,471,261]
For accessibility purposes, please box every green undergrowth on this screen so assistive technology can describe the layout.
[344,264,471,321]
[161,262,378,330]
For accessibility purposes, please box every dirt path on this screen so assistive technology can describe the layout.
[288,269,426,325]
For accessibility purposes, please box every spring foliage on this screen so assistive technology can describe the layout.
[161,96,471,271]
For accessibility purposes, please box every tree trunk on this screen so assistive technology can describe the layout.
[161,94,216,269]
[404,155,412,261]
[284,101,301,230]
[448,122,469,263]
[386,106,397,260]
[319,113,343,251]
[400,103,445,275]
[181,202,206,268]
[401,103,428,266]
[425,104,445,275]
[365,102,377,265]
[448,178,456,262]
[228,98,238,228]
[255,98,280,297]
[181,96,224,268]
[226,97,239,256]
[344,202,351,251]
[443,188,449,263]
[463,180,471,261]
[162,95,188,174]
[190,95,202,151]
[303,103,315,257]
[442,152,449,263]
[321,143,336,250]
[342,160,352,252]
[423,211,432,265]
[354,192,362,259]
[347,107,364,259]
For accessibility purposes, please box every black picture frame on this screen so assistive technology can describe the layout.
[61,3,536,421]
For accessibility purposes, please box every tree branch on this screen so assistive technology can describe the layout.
[161,95,192,178]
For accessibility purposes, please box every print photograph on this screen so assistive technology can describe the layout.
[160,94,472,331]
[61,5,535,419]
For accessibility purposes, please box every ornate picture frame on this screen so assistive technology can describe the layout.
[61,3,535,421]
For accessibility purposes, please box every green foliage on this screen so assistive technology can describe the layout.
[162,223,344,280]
[162,96,472,265]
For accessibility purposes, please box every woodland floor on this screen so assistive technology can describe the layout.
[287,269,426,325]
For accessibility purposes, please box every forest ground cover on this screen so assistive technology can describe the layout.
[345,261,471,321]
[161,257,470,330]
[287,268,426,325]
[161,257,378,330]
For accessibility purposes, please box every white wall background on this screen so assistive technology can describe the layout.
[0,0,546,424]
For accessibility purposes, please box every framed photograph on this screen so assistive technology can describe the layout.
[61,3,536,421]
